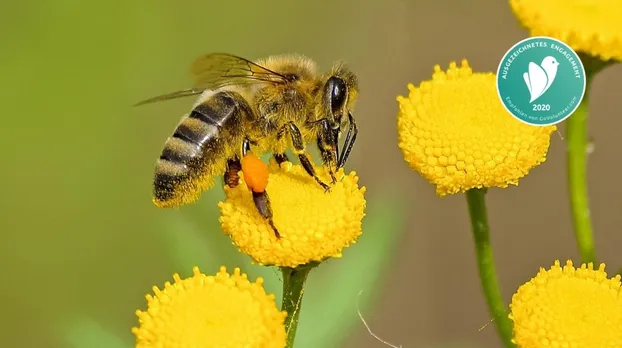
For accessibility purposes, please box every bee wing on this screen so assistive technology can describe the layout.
[134,53,288,106]
[133,88,208,106]
[191,53,289,88]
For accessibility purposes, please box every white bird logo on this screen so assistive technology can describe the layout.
[523,56,559,103]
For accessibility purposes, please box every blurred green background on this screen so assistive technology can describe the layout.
[2,1,621,347]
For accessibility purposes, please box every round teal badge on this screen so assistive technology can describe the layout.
[496,36,586,126]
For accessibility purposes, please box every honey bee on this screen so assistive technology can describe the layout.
[136,53,359,237]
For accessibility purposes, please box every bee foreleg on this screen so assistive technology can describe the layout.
[337,113,358,169]
[318,146,337,184]
[252,190,280,239]
[315,118,338,184]
[283,121,331,192]
[333,127,340,167]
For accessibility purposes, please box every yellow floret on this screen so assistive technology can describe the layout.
[132,266,287,348]
[510,260,622,347]
[397,60,556,196]
[219,161,366,268]
[510,0,622,61]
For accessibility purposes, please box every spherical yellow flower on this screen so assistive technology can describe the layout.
[510,0,622,61]
[510,260,622,347]
[219,160,366,268]
[396,60,556,196]
[132,266,287,348]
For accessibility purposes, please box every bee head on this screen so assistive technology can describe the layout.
[326,63,358,129]
[322,64,359,169]
[327,76,347,124]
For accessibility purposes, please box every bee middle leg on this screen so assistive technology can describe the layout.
[223,157,242,188]
[273,153,289,165]
[279,121,331,192]
[222,138,252,188]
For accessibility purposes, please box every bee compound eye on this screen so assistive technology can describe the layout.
[329,77,347,113]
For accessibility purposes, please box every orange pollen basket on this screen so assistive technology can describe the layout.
[241,153,269,193]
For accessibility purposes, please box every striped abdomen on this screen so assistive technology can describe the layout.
[153,91,247,208]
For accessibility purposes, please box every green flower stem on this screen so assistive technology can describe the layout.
[566,53,611,264]
[465,188,516,348]
[566,95,596,264]
[281,263,317,348]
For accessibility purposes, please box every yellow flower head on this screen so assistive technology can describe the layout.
[219,160,366,268]
[396,60,556,196]
[510,0,622,61]
[132,266,287,348]
[510,260,622,347]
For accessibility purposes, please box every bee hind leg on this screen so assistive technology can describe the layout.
[252,190,280,239]
[281,121,331,192]
[224,158,280,239]
[237,137,280,239]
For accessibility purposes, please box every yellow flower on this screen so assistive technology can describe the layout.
[396,60,556,196]
[219,160,366,268]
[509,0,622,61]
[510,260,622,347]
[132,266,287,348]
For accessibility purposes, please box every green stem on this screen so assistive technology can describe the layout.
[280,263,316,348]
[465,188,516,348]
[565,53,612,264]
[566,95,596,264]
